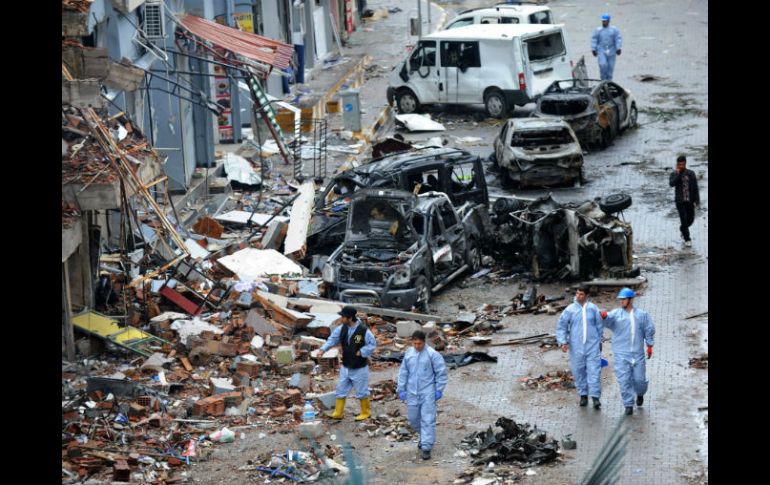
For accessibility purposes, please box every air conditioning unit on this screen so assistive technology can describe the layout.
[143,0,166,40]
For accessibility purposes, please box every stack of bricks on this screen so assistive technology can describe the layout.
[192,395,226,416]
[320,354,339,372]
[236,361,260,378]
[286,389,303,406]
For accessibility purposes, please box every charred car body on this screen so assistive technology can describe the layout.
[307,147,488,256]
[492,118,584,187]
[486,194,638,281]
[531,79,637,149]
[322,189,487,310]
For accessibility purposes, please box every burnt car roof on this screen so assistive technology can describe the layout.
[509,118,571,130]
[543,79,607,96]
[351,147,478,177]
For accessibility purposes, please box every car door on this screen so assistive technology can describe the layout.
[606,82,628,127]
[427,206,452,279]
[494,121,511,168]
[523,29,571,97]
[595,84,619,136]
[437,199,467,273]
[439,41,481,104]
[406,40,439,103]
[447,160,483,205]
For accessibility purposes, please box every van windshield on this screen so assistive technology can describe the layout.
[525,32,566,62]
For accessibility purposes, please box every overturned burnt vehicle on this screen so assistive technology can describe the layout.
[322,189,487,310]
[491,118,584,188]
[485,193,639,280]
[531,79,637,149]
[307,147,488,256]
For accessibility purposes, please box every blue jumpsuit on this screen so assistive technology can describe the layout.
[556,299,604,398]
[397,345,448,451]
[591,25,622,80]
[603,307,655,407]
[320,320,377,399]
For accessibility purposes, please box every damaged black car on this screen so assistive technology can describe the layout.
[307,147,488,257]
[485,193,638,280]
[322,189,487,310]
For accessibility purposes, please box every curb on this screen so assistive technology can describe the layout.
[311,55,372,121]
[360,1,448,143]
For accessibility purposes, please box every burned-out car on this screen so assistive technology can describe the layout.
[492,118,584,187]
[485,193,638,280]
[531,79,637,149]
[322,189,487,310]
[307,147,488,256]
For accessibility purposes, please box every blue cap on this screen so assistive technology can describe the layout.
[601,14,611,21]
[617,288,635,299]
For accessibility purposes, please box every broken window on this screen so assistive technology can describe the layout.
[450,162,477,193]
[411,213,426,236]
[408,169,441,194]
[438,201,458,228]
[511,129,574,148]
[539,98,590,116]
[409,41,437,71]
[350,200,406,242]
[529,11,552,24]
[441,41,481,69]
[525,32,565,61]
[430,212,443,239]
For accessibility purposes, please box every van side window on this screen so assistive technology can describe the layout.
[446,18,474,29]
[441,41,481,69]
[500,17,520,24]
[480,17,499,24]
[524,32,566,61]
[529,11,551,24]
[409,41,437,71]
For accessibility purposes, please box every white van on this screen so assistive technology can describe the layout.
[387,24,572,118]
[443,3,553,30]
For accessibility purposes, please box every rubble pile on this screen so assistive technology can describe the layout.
[520,370,575,391]
[458,417,560,467]
[238,445,350,482]
[363,410,417,441]
[689,354,708,369]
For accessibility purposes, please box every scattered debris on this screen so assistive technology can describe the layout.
[520,370,575,391]
[458,417,560,466]
[394,113,446,132]
[688,354,708,369]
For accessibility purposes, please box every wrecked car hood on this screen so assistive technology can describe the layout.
[345,189,417,248]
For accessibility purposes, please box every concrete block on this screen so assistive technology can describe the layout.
[298,420,324,439]
[314,392,337,410]
[276,345,295,365]
[280,361,315,376]
[397,320,422,338]
[289,373,311,391]
[210,377,236,394]
[62,80,105,109]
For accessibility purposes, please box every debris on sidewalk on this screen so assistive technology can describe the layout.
[520,370,575,391]
[394,113,446,132]
[245,444,350,481]
[688,354,708,369]
[458,416,560,467]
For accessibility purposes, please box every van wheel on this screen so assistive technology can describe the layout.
[396,90,419,114]
[484,90,508,119]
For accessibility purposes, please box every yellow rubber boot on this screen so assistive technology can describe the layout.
[355,398,371,421]
[327,398,345,419]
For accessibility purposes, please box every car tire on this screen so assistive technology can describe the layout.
[414,275,431,311]
[628,104,638,129]
[467,238,481,272]
[493,197,524,216]
[600,128,611,149]
[396,90,420,114]
[484,90,508,119]
[599,193,632,214]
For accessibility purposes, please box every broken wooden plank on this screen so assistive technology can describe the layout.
[179,357,193,372]
[284,181,316,257]
[262,219,288,250]
[254,293,313,329]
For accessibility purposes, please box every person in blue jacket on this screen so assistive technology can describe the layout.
[319,306,377,421]
[397,330,448,460]
[591,14,623,80]
[556,285,606,410]
[602,288,655,415]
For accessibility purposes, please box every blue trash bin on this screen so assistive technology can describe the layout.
[294,44,305,84]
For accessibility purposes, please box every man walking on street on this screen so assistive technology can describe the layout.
[591,14,622,80]
[397,330,448,460]
[669,155,700,247]
[602,288,655,416]
[318,306,377,421]
[556,285,606,410]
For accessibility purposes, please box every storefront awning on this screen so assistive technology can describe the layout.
[178,15,293,70]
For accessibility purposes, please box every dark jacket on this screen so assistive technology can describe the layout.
[668,169,700,205]
[340,323,368,369]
